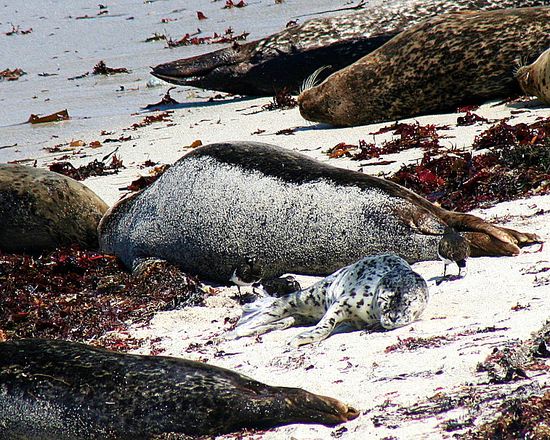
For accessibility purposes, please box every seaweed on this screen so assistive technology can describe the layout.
[390,118,550,211]
[124,164,170,192]
[262,87,297,110]
[468,392,550,439]
[0,68,26,81]
[223,0,247,8]
[92,60,129,75]
[143,88,180,109]
[0,247,204,348]
[166,28,249,47]
[457,111,489,126]
[49,154,124,181]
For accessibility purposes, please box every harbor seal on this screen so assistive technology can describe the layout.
[0,339,358,438]
[150,0,548,96]
[98,142,540,283]
[0,164,108,253]
[298,7,550,126]
[230,254,429,346]
[515,47,550,104]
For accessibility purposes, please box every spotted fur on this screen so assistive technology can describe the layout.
[298,7,550,126]
[230,254,429,346]
[516,47,550,104]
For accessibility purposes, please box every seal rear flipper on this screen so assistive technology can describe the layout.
[464,232,520,257]
[442,211,541,254]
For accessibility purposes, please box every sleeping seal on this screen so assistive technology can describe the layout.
[298,7,550,126]
[515,46,550,104]
[98,142,539,283]
[0,339,357,438]
[0,164,108,253]
[151,0,548,95]
[230,254,429,346]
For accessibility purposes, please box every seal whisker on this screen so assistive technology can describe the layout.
[299,65,332,94]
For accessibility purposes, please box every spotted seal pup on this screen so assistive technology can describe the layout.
[229,254,429,346]
[151,0,547,95]
[516,47,550,104]
[0,339,358,439]
[298,7,550,126]
[98,142,540,283]
[0,164,108,253]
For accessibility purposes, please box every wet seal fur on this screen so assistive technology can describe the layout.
[298,7,550,126]
[0,164,108,253]
[516,47,550,104]
[99,142,539,283]
[150,0,547,96]
[0,339,358,438]
[230,254,429,346]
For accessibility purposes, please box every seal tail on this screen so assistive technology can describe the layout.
[228,294,300,339]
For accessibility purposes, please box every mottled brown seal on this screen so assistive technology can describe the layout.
[0,339,358,439]
[98,142,540,283]
[298,7,550,126]
[516,47,550,104]
[0,164,108,253]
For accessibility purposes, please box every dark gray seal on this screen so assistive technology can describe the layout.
[0,164,108,253]
[150,0,547,96]
[98,142,539,283]
[0,339,358,439]
[298,7,550,126]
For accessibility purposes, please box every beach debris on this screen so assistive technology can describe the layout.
[197,11,207,20]
[0,246,203,349]
[325,142,357,159]
[325,122,444,161]
[124,164,170,192]
[143,87,180,109]
[92,60,129,75]
[470,392,550,439]
[262,87,297,110]
[166,28,249,47]
[457,111,490,126]
[390,118,550,211]
[187,140,203,148]
[128,111,173,130]
[384,335,453,353]
[275,127,296,135]
[27,109,70,124]
[223,0,247,8]
[4,24,32,35]
[49,153,124,181]
[145,33,166,43]
[0,68,26,81]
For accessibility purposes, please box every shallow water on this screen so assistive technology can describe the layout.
[0,0,349,162]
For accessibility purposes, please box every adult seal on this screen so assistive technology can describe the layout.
[230,254,429,346]
[99,142,539,283]
[516,47,550,104]
[150,0,547,96]
[0,339,357,439]
[298,7,550,126]
[0,164,108,253]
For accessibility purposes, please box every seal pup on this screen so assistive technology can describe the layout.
[438,226,470,278]
[298,7,550,126]
[0,339,358,439]
[98,142,540,283]
[150,0,548,96]
[229,254,429,346]
[0,164,108,253]
[515,47,550,104]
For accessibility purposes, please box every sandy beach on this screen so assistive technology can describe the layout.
[1,1,550,439]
